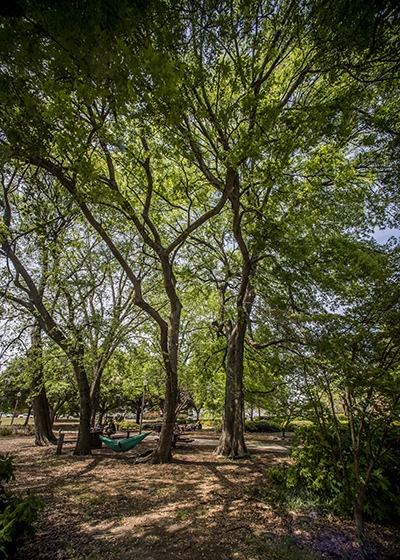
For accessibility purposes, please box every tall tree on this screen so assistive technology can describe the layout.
[1,0,399,461]
[28,320,57,445]
[177,0,400,456]
[0,165,147,452]
[0,165,93,453]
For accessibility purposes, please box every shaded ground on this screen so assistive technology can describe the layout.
[1,428,399,560]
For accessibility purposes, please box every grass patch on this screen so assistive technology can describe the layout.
[175,509,188,519]
[248,481,343,519]
[155,484,177,496]
[78,494,105,505]
[251,535,321,560]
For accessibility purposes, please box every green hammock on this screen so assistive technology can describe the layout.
[100,432,151,453]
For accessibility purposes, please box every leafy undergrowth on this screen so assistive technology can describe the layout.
[0,432,399,560]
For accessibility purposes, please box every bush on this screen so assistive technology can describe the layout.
[0,428,12,438]
[141,421,161,429]
[0,426,35,438]
[245,420,281,433]
[118,422,139,431]
[280,422,296,433]
[201,419,222,427]
[0,454,44,558]
[245,421,257,432]
[269,423,400,523]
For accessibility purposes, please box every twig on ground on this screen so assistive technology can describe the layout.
[225,525,250,533]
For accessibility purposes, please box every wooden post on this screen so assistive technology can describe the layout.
[56,433,65,455]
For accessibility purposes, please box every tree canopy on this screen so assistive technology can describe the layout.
[0,0,399,532]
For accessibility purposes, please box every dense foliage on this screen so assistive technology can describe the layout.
[245,420,282,433]
[0,454,43,559]
[270,423,400,523]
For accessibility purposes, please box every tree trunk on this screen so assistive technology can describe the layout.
[151,368,177,463]
[149,291,181,464]
[29,322,57,446]
[215,320,247,457]
[353,499,364,539]
[351,485,366,539]
[214,172,254,458]
[71,346,92,455]
[90,370,102,428]
[194,406,201,421]
[24,407,31,426]
[49,403,56,426]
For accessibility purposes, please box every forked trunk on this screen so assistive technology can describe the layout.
[215,321,246,457]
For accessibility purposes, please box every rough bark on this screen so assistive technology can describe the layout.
[215,171,253,458]
[29,322,57,446]
[353,498,365,539]
[150,367,177,463]
[90,370,101,427]
[215,320,247,457]
[72,345,92,455]
[150,290,181,464]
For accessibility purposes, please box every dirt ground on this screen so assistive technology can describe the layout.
[1,428,399,560]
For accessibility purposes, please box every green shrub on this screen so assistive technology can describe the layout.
[0,428,12,438]
[200,419,223,428]
[269,423,400,523]
[0,426,35,438]
[142,421,161,429]
[118,422,139,431]
[0,454,44,558]
[280,422,296,433]
[245,420,281,433]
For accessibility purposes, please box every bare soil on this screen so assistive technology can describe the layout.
[1,428,399,560]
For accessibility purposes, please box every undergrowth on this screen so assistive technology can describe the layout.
[249,534,321,560]
[0,454,44,558]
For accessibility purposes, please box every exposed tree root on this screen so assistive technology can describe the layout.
[35,436,57,446]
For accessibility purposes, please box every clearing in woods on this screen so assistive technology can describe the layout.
[1,427,399,560]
